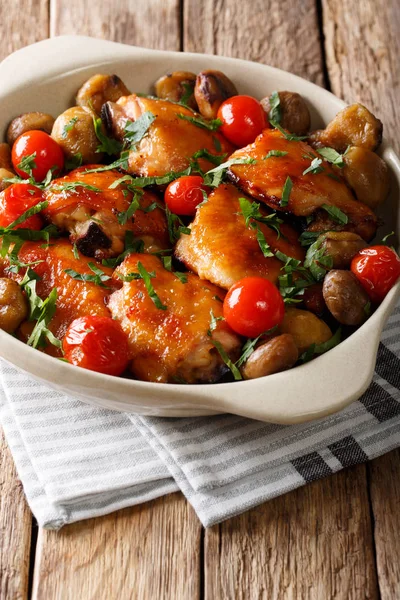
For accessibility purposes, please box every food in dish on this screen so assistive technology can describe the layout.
[0,68,398,384]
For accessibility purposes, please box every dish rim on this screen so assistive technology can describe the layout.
[0,34,398,424]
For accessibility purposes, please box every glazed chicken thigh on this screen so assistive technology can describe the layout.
[103,94,234,177]
[43,167,169,259]
[108,254,241,383]
[6,239,115,353]
[228,128,378,241]
[175,183,305,289]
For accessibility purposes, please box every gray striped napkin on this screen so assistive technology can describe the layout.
[0,299,399,528]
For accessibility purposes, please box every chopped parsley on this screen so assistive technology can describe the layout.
[93,117,123,156]
[179,82,195,108]
[65,153,83,171]
[118,189,144,225]
[269,120,307,141]
[72,244,80,259]
[17,153,37,177]
[190,148,228,172]
[177,113,222,131]
[110,166,192,190]
[268,91,281,124]
[124,111,156,148]
[64,263,112,288]
[165,207,191,244]
[381,231,395,245]
[209,309,224,332]
[321,204,348,225]
[300,327,342,363]
[207,312,242,380]
[174,271,188,284]
[84,152,129,174]
[203,157,256,187]
[62,117,78,138]
[317,146,347,168]
[238,197,283,237]
[302,157,324,176]
[102,232,144,268]
[280,176,293,207]
[304,235,333,281]
[264,150,288,159]
[50,181,101,194]
[254,225,274,257]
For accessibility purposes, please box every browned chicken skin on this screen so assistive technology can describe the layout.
[103,94,234,176]
[5,239,115,354]
[175,183,305,289]
[43,167,169,258]
[228,128,378,241]
[108,254,241,383]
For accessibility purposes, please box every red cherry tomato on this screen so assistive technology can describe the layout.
[12,130,64,182]
[351,245,400,303]
[223,277,285,337]
[217,95,267,147]
[0,183,44,230]
[164,175,208,216]
[63,316,130,376]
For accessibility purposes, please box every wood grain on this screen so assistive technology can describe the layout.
[184,0,324,85]
[368,450,400,600]
[0,431,32,600]
[32,493,201,600]
[322,0,400,153]
[0,0,49,60]
[205,465,379,600]
[50,0,181,51]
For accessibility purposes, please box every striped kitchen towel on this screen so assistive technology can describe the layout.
[0,298,399,528]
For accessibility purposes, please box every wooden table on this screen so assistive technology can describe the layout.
[0,1,399,598]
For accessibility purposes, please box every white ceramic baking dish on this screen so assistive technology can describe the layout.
[0,35,398,423]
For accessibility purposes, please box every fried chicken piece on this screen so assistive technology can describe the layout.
[175,184,305,289]
[102,94,234,176]
[108,254,241,383]
[228,128,377,241]
[43,167,169,259]
[7,239,115,354]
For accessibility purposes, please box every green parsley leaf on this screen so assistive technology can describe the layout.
[300,327,342,363]
[191,148,227,171]
[264,150,288,159]
[302,157,324,176]
[317,147,346,168]
[179,82,195,108]
[235,329,277,368]
[118,189,144,225]
[238,197,283,237]
[111,166,192,190]
[298,231,322,246]
[93,117,123,156]
[1,201,48,231]
[137,262,167,310]
[269,120,307,141]
[165,208,191,244]
[174,272,188,284]
[209,309,224,332]
[209,336,242,380]
[381,231,395,244]
[65,153,83,171]
[84,152,129,174]
[64,263,112,288]
[62,117,78,138]
[268,91,281,124]
[255,224,274,257]
[72,244,79,259]
[177,113,222,131]
[17,153,37,177]
[304,236,333,281]
[162,256,172,271]
[102,231,144,268]
[364,301,371,317]
[280,176,293,207]
[203,157,256,187]
[50,181,101,194]
[321,204,348,225]
[124,111,156,148]
[212,136,222,152]
[26,287,61,350]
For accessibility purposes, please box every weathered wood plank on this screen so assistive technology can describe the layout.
[184,0,324,85]
[323,3,400,592]
[322,0,400,153]
[368,450,400,600]
[0,2,48,597]
[205,465,379,600]
[32,493,201,600]
[0,0,49,60]
[50,0,181,51]
[0,430,32,600]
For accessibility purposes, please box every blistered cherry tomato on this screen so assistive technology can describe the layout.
[0,183,44,230]
[12,130,64,182]
[217,95,267,147]
[63,316,130,376]
[351,245,400,303]
[223,277,285,337]
[164,175,208,216]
